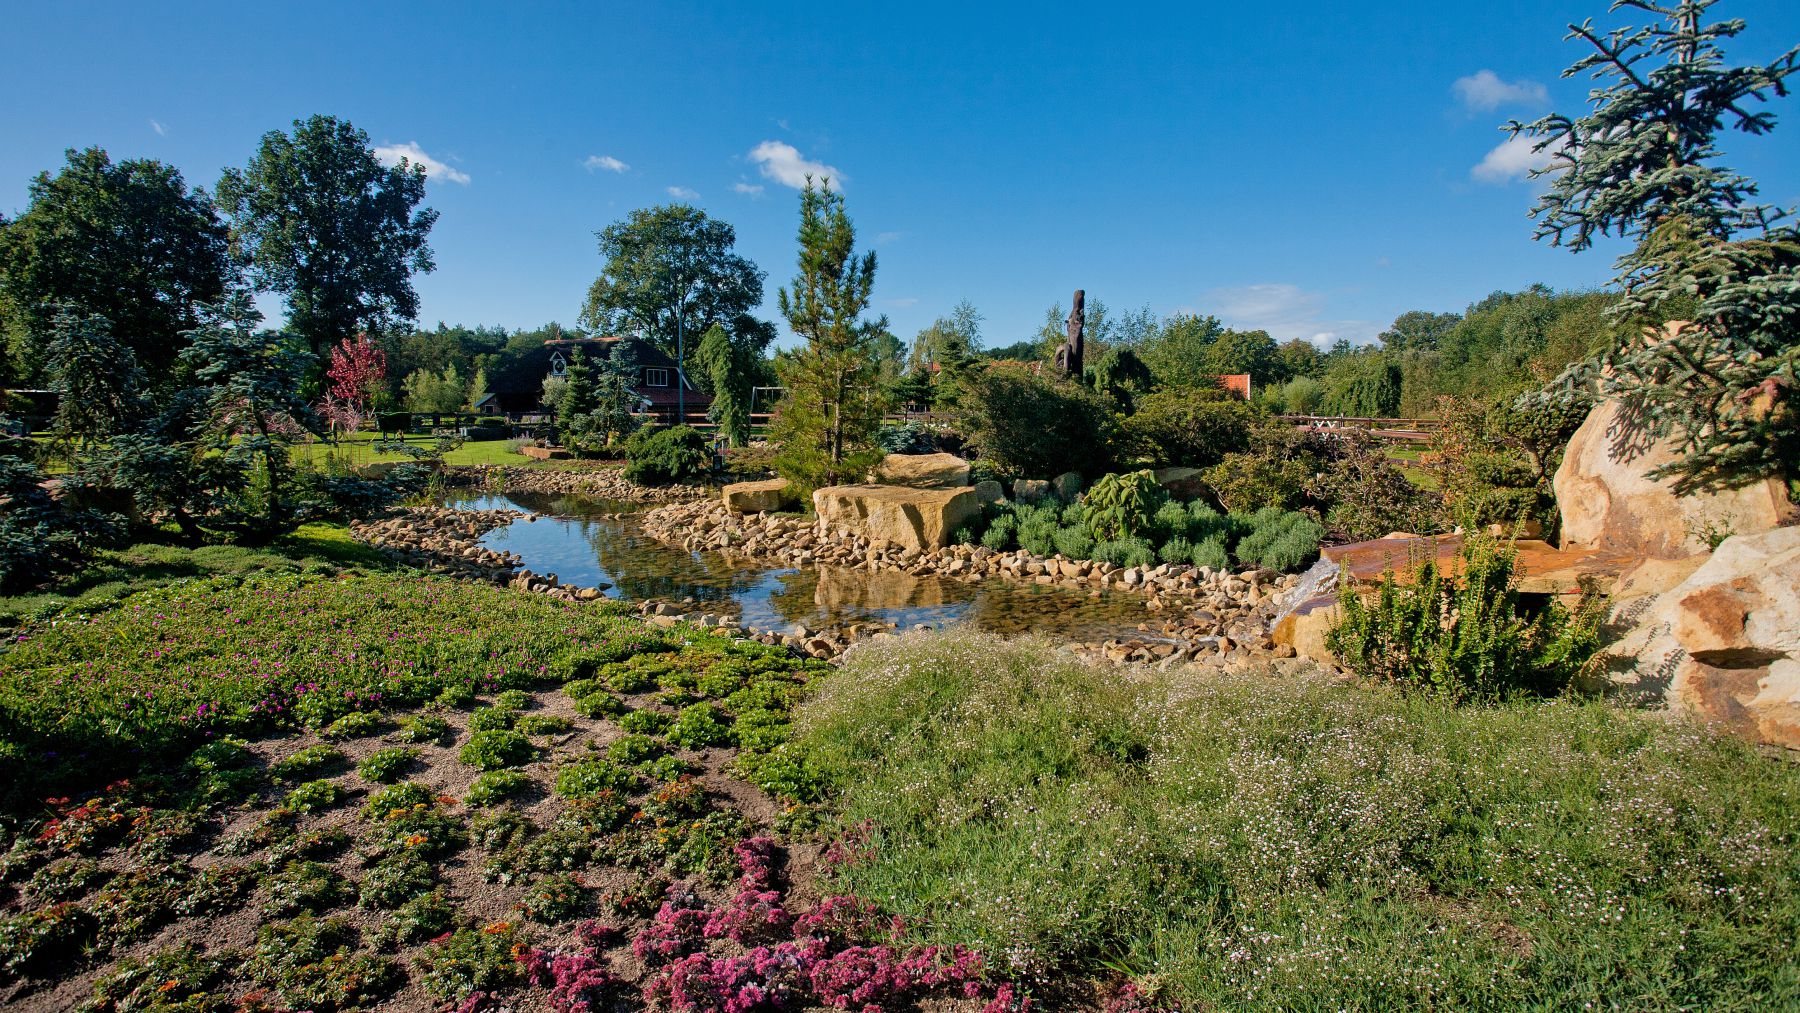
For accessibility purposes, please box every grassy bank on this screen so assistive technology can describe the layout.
[0,523,394,631]
[796,632,1800,1009]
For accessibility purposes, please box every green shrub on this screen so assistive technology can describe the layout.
[1158,536,1194,565]
[1051,525,1094,560]
[573,691,626,718]
[553,758,636,799]
[362,780,435,821]
[1083,470,1166,541]
[1327,536,1607,701]
[1093,537,1155,568]
[492,688,532,710]
[623,425,711,485]
[358,853,435,909]
[468,706,518,732]
[377,890,457,948]
[668,703,734,749]
[1152,499,1195,541]
[320,710,383,740]
[952,365,1119,480]
[434,683,477,710]
[459,729,534,770]
[518,872,587,923]
[396,714,452,744]
[465,769,534,806]
[515,714,573,736]
[414,922,527,1003]
[263,860,351,917]
[607,733,665,766]
[619,709,672,735]
[1017,516,1059,556]
[1190,535,1231,572]
[979,514,1017,551]
[1122,387,1257,469]
[248,916,400,1012]
[283,779,345,814]
[357,747,418,784]
[82,943,234,1013]
[271,745,346,784]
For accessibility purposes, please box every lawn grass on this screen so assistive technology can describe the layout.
[292,434,542,468]
[796,630,1800,1009]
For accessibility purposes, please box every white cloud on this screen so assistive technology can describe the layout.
[667,185,701,200]
[1471,133,1563,184]
[149,118,167,136]
[875,231,904,246]
[1207,283,1377,347]
[374,142,470,184]
[1453,69,1547,112]
[731,182,765,196]
[748,140,843,190]
[584,154,629,173]
[884,296,920,309]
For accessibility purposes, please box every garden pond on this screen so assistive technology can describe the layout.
[442,490,1160,640]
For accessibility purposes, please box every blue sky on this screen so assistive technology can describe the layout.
[4,1,1798,349]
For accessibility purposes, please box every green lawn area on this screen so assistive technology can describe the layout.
[291,434,542,468]
[1386,442,1440,490]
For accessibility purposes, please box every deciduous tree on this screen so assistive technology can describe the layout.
[216,116,437,358]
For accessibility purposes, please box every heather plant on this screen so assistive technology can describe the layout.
[1327,534,1607,701]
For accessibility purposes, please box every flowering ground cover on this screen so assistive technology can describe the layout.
[0,573,1022,1011]
[796,632,1800,1010]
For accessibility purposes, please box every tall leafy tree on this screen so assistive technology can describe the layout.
[771,179,889,494]
[908,300,984,372]
[1514,0,1799,490]
[1140,313,1227,388]
[326,333,387,412]
[216,115,437,358]
[0,147,230,380]
[579,204,767,371]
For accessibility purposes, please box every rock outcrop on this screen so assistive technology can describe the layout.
[811,483,983,551]
[721,478,796,514]
[1554,399,1795,558]
[1610,525,1800,749]
[872,452,970,489]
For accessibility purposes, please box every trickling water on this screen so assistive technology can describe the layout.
[441,490,1161,641]
[1269,554,1341,629]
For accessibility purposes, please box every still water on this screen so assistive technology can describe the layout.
[444,491,1158,641]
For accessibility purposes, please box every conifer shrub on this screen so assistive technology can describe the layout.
[622,425,711,485]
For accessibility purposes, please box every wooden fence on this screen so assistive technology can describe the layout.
[1276,415,1444,443]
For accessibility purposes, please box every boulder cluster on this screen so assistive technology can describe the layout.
[640,499,1306,664]
[349,507,523,582]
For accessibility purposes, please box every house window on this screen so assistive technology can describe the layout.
[643,367,670,387]
[549,351,568,376]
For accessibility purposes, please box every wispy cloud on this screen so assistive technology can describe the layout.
[748,140,843,190]
[1471,133,1563,184]
[583,154,629,173]
[373,142,471,184]
[667,185,700,200]
[1208,283,1376,347]
[149,118,167,136]
[884,296,920,309]
[874,231,905,246]
[731,181,765,196]
[1453,69,1547,112]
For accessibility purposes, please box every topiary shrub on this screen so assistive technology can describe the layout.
[623,425,711,485]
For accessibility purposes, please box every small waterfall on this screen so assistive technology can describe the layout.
[1268,555,1341,630]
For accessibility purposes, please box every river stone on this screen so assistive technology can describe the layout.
[1013,479,1051,502]
[972,479,1005,505]
[722,478,796,514]
[812,483,984,552]
[1609,525,1800,748]
[1554,398,1795,558]
[1051,471,1083,500]
[872,452,970,488]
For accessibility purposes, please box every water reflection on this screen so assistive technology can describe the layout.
[444,491,1156,641]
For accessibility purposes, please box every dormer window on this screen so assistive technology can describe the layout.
[643,367,670,387]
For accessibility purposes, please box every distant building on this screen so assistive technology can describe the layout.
[1215,373,1251,399]
[490,336,709,422]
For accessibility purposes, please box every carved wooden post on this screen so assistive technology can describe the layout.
[1061,289,1085,379]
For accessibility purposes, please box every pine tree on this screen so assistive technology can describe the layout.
[697,323,754,447]
[1514,0,1799,491]
[771,180,889,494]
[46,308,144,454]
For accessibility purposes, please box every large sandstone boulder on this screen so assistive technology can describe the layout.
[1555,399,1794,558]
[1609,525,1800,749]
[721,478,796,514]
[812,483,984,552]
[871,453,970,489]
